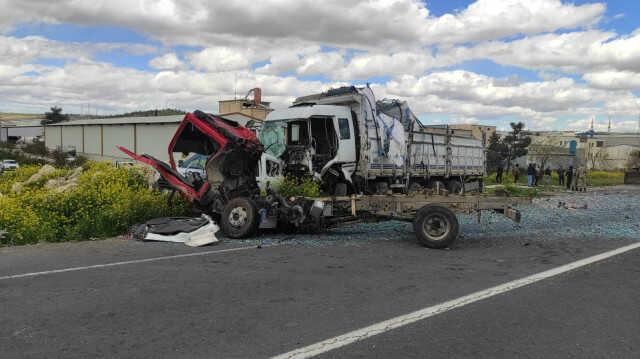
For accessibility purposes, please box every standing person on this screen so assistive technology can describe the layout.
[527,163,535,187]
[566,165,574,190]
[532,164,538,186]
[496,165,504,184]
[544,167,552,186]
[512,164,520,184]
[557,166,564,186]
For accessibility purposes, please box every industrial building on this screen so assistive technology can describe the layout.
[518,130,640,170]
[0,119,44,143]
[45,115,183,162]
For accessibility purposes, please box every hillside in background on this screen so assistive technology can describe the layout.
[0,113,44,121]
[105,109,185,118]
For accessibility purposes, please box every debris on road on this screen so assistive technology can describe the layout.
[556,201,588,210]
[132,214,220,247]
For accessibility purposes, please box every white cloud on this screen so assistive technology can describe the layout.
[149,53,184,70]
[421,0,605,44]
[0,35,156,66]
[451,30,640,74]
[583,70,640,90]
[0,0,606,49]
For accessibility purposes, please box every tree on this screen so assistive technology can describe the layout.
[529,143,564,171]
[486,132,507,171]
[502,122,531,171]
[41,107,69,125]
[588,148,610,170]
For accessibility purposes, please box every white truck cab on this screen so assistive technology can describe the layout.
[258,105,357,190]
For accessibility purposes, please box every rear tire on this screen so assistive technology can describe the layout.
[221,197,258,239]
[413,204,459,249]
[448,180,464,195]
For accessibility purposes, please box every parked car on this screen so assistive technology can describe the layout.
[1,159,19,171]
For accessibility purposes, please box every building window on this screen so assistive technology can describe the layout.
[338,118,350,140]
[596,141,604,147]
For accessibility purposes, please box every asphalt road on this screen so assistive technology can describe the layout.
[1,233,638,359]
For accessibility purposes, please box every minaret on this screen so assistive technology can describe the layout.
[590,117,594,131]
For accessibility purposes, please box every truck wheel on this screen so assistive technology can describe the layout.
[413,204,459,249]
[430,180,446,194]
[221,197,258,238]
[448,180,464,194]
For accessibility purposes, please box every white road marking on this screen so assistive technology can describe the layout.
[0,245,266,281]
[272,241,640,359]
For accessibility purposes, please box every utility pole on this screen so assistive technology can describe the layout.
[608,115,611,133]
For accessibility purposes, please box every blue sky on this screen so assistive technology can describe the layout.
[1,0,639,132]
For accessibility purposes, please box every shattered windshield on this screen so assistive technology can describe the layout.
[259,120,286,157]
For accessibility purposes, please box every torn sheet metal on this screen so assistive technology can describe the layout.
[135,214,220,247]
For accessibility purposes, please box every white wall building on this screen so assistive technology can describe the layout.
[0,119,44,143]
[44,115,183,162]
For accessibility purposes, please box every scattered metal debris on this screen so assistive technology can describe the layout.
[132,214,220,247]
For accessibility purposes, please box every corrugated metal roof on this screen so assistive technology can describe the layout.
[0,119,43,127]
[47,115,184,126]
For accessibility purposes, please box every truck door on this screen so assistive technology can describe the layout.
[334,116,356,164]
[330,115,357,182]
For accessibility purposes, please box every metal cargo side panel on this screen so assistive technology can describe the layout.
[450,136,485,175]
[408,131,447,176]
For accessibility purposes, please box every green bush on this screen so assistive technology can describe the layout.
[0,148,47,166]
[274,176,321,198]
[0,162,189,246]
[22,142,48,156]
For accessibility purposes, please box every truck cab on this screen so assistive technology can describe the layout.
[258,105,357,192]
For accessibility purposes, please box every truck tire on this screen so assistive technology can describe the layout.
[413,204,459,249]
[221,197,258,239]
[448,180,464,194]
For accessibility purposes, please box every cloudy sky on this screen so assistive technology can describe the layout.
[1,0,639,131]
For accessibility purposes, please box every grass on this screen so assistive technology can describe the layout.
[587,170,625,187]
[485,169,625,189]
[483,184,541,198]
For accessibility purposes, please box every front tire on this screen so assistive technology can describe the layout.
[413,204,459,249]
[221,197,258,238]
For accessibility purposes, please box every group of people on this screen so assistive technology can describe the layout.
[494,163,586,190]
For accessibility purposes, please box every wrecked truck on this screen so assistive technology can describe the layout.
[120,109,527,249]
[118,110,317,239]
[257,85,485,196]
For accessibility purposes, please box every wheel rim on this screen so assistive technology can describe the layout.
[228,206,248,228]
[422,214,450,240]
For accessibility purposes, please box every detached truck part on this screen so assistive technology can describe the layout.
[119,110,527,248]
